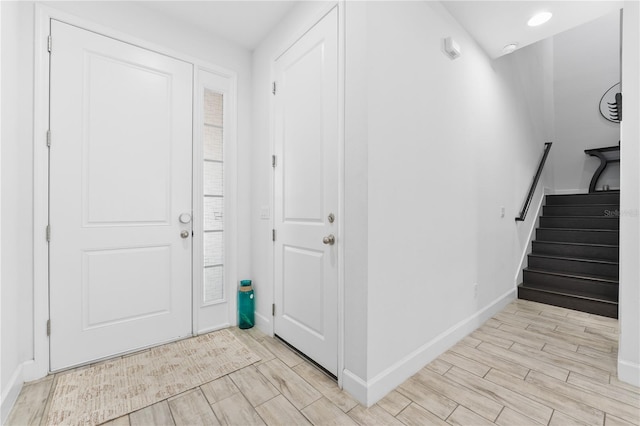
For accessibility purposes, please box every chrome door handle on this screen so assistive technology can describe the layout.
[322,234,335,245]
[180,230,190,239]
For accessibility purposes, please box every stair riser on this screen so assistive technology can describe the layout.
[546,193,620,206]
[532,242,619,261]
[523,270,618,299]
[536,229,619,245]
[528,256,619,278]
[518,286,618,318]
[543,205,620,217]
[540,217,619,230]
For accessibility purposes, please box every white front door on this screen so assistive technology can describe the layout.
[49,20,193,371]
[273,7,339,376]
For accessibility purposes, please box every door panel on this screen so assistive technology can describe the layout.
[282,42,325,222]
[49,20,193,371]
[83,246,172,328]
[274,7,339,375]
[83,52,172,225]
[283,246,325,336]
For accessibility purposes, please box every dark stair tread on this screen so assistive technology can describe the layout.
[547,191,620,196]
[540,215,620,223]
[538,227,618,231]
[531,241,619,262]
[542,206,620,217]
[524,267,619,284]
[544,203,619,206]
[545,196,620,205]
[533,241,619,249]
[518,285,618,318]
[546,192,620,198]
[537,227,619,233]
[528,253,619,266]
[541,215,619,219]
[518,283,618,304]
[522,190,620,316]
[535,229,619,245]
[527,256,619,280]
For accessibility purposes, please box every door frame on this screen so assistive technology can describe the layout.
[31,4,238,380]
[269,2,346,386]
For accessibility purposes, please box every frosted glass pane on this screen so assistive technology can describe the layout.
[202,88,224,306]
[204,231,224,266]
[204,266,224,303]
[204,162,223,196]
[204,197,224,231]
[204,125,223,161]
[204,90,223,127]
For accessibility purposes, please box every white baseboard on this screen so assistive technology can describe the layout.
[254,311,272,336]
[1,362,24,424]
[618,359,640,387]
[342,369,368,406]
[342,289,516,407]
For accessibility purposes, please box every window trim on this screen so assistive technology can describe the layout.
[192,67,238,333]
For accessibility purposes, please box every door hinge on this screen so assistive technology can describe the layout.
[46,130,51,147]
[47,35,52,53]
[46,225,51,242]
[272,81,276,95]
[272,155,277,168]
[272,304,275,316]
[46,320,51,336]
[272,229,276,241]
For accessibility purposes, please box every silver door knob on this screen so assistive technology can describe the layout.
[322,234,335,245]
[180,230,190,239]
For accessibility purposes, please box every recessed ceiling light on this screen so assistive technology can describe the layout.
[502,44,518,54]
[528,11,553,27]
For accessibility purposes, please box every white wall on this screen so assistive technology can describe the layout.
[251,0,557,405]
[361,1,552,402]
[618,0,640,387]
[342,0,370,391]
[1,2,34,420]
[506,38,555,286]
[0,0,2,417]
[0,1,4,421]
[551,12,621,193]
[0,1,252,418]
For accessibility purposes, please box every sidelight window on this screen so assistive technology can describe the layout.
[203,89,224,303]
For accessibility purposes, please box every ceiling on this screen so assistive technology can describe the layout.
[136,1,622,55]
[136,1,299,50]
[442,1,623,58]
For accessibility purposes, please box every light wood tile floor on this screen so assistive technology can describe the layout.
[7,300,640,425]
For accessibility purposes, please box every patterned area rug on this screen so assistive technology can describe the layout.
[46,329,260,425]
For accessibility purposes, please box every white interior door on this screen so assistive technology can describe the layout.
[273,7,339,376]
[49,20,193,371]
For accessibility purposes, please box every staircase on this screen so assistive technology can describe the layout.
[518,191,620,318]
